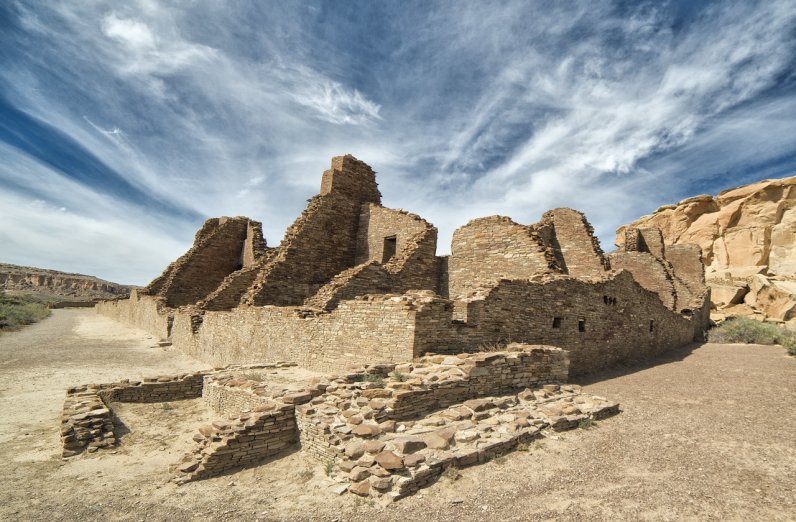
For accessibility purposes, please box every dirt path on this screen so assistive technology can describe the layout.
[1,310,794,521]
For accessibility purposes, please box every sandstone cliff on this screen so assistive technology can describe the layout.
[616,175,796,324]
[0,263,133,302]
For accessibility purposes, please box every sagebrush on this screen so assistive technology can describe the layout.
[709,317,796,356]
[0,290,51,330]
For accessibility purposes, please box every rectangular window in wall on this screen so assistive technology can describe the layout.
[578,319,586,332]
[649,320,655,332]
[552,317,561,329]
[382,235,397,263]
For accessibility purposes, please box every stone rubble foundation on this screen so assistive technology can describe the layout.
[60,345,620,500]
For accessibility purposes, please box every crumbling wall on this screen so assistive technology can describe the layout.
[608,252,677,310]
[666,244,706,297]
[304,206,439,310]
[199,249,279,311]
[60,371,207,456]
[613,227,708,314]
[241,220,267,268]
[448,216,557,299]
[143,217,260,307]
[538,208,610,278]
[355,205,429,265]
[244,156,382,307]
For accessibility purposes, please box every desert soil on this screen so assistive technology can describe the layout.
[0,309,794,521]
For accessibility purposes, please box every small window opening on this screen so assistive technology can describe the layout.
[552,317,561,329]
[578,319,586,332]
[649,320,654,332]
[603,295,609,304]
[382,235,397,263]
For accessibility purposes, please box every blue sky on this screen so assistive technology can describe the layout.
[1,1,795,285]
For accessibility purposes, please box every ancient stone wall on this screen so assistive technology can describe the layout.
[96,290,171,339]
[199,249,278,311]
[176,405,298,482]
[170,295,422,372]
[304,207,439,310]
[355,205,429,265]
[241,220,267,268]
[665,244,706,294]
[143,217,259,307]
[60,371,207,456]
[539,208,610,278]
[244,156,382,307]
[410,271,700,375]
[448,216,556,299]
[608,252,677,310]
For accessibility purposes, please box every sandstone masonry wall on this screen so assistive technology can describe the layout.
[60,371,207,456]
[143,217,260,307]
[96,290,171,339]
[244,156,382,307]
[170,296,423,372]
[448,216,557,299]
[539,208,610,278]
[411,271,699,375]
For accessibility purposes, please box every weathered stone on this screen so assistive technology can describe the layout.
[344,441,365,459]
[375,451,403,470]
[352,423,381,437]
[463,399,494,412]
[349,466,371,482]
[403,453,426,468]
[363,440,386,454]
[393,436,427,454]
[455,430,480,443]
[349,481,370,497]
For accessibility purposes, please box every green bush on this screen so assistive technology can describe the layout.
[0,290,51,330]
[709,316,796,356]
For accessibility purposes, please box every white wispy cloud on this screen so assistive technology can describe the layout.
[1,0,795,283]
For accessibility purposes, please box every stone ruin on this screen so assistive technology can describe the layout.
[97,154,710,375]
[61,154,710,499]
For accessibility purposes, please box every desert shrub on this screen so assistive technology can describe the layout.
[709,317,796,355]
[0,290,51,330]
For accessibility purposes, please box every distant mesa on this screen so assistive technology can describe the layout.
[0,262,134,306]
[616,175,796,326]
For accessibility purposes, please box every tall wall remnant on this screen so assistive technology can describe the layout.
[98,154,709,374]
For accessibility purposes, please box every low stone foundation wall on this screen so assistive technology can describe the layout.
[175,405,298,482]
[61,371,208,457]
[388,346,568,419]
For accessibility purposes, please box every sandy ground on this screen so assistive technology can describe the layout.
[0,309,794,521]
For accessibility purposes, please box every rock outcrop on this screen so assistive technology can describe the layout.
[616,175,796,324]
[0,262,133,302]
